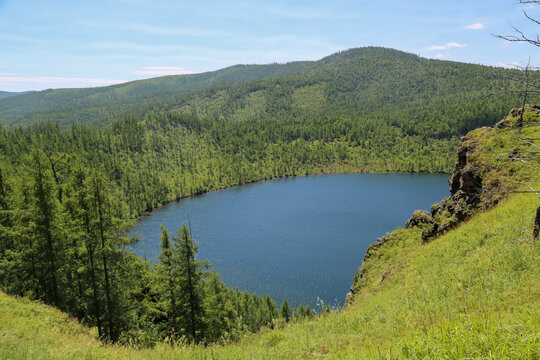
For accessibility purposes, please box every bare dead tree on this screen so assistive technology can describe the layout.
[496,1,540,47]
[494,0,540,240]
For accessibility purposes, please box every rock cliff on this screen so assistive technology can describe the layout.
[347,107,537,302]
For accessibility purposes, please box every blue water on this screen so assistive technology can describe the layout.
[130,173,448,309]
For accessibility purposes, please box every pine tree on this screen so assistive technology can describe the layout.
[202,271,231,343]
[304,305,314,318]
[70,166,103,336]
[279,299,291,322]
[173,224,206,343]
[157,224,178,339]
[30,150,61,307]
[0,161,18,294]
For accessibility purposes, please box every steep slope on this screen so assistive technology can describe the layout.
[1,110,538,359]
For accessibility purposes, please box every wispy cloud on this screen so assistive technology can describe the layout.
[494,61,522,68]
[0,75,127,85]
[423,42,467,51]
[0,73,14,76]
[434,54,446,59]
[126,24,229,38]
[464,23,484,30]
[132,66,197,75]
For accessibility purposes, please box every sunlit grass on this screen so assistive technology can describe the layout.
[1,190,538,359]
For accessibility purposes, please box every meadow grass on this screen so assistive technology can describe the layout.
[1,190,538,359]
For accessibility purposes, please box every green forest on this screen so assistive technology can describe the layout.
[0,148,318,344]
[0,47,537,346]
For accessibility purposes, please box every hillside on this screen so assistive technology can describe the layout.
[1,110,538,359]
[0,57,317,128]
[1,48,537,220]
[0,91,27,99]
[0,47,535,130]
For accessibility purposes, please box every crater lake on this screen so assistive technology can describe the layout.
[130,173,448,309]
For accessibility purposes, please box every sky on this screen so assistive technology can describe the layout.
[1,0,540,92]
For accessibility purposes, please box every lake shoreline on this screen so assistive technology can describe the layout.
[138,169,451,220]
[130,172,451,308]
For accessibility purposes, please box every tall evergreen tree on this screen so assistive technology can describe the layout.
[29,150,61,307]
[279,299,291,322]
[157,224,178,339]
[172,224,206,343]
[69,166,103,336]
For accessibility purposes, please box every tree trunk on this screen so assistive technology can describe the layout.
[533,206,540,241]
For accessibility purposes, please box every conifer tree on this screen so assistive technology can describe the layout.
[30,150,61,306]
[279,299,291,322]
[69,166,103,336]
[304,304,314,318]
[158,224,178,339]
[173,224,206,343]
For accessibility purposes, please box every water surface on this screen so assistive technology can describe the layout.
[131,173,448,308]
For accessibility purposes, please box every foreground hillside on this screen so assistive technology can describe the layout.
[1,111,539,358]
[1,187,538,359]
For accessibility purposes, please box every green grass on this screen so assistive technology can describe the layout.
[2,111,540,359]
[1,191,538,359]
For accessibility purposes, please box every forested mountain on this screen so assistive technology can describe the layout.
[0,59,317,127]
[0,48,537,217]
[0,47,539,347]
[0,47,535,129]
[0,91,27,99]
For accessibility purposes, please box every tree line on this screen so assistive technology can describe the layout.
[0,150,313,345]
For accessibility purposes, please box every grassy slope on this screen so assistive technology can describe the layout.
[2,188,539,359]
[2,113,540,359]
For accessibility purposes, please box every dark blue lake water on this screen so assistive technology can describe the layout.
[130,173,448,309]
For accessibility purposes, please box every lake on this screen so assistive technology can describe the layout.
[130,173,448,309]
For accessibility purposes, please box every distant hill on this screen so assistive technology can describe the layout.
[0,47,533,128]
[0,91,29,99]
[0,60,317,127]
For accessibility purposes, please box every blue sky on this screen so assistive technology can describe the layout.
[1,0,540,91]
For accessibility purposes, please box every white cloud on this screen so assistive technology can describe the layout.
[423,42,467,51]
[435,54,445,59]
[132,66,197,75]
[494,61,522,68]
[125,24,229,38]
[464,23,484,30]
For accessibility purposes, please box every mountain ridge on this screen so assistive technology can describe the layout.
[0,47,530,129]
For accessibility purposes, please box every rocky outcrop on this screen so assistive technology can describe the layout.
[405,210,433,228]
[420,130,486,243]
[348,107,540,304]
